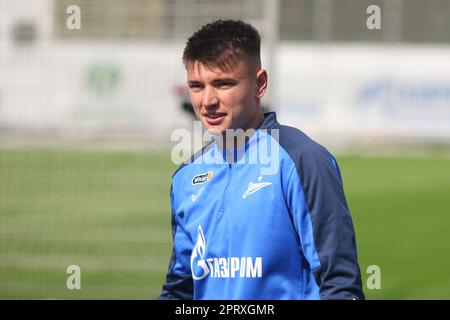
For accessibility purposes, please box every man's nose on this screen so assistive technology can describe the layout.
[202,88,219,108]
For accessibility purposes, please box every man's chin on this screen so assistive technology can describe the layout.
[205,126,226,136]
[202,121,229,136]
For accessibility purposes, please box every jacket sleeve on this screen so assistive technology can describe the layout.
[285,148,365,300]
[159,187,193,300]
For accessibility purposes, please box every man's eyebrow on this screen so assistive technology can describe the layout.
[211,78,238,84]
[188,78,238,86]
[188,80,203,85]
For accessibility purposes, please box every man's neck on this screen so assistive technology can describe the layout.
[216,110,265,149]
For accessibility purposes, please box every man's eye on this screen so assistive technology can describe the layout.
[189,84,203,90]
[217,82,234,88]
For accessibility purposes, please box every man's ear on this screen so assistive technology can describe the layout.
[256,69,268,99]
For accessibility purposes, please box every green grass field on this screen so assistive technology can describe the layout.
[0,148,449,299]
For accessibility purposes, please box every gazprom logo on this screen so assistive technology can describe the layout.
[190,225,263,280]
[190,225,210,280]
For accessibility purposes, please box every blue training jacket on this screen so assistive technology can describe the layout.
[160,112,365,300]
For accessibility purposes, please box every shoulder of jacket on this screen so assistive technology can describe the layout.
[172,139,215,180]
[276,124,331,168]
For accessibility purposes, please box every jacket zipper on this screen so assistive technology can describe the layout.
[219,151,233,213]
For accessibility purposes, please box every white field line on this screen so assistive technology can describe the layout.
[0,281,163,297]
[0,226,172,244]
[0,253,169,272]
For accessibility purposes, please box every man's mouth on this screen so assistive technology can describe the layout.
[203,113,227,126]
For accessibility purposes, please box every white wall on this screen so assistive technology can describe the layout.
[1,0,449,145]
[276,43,450,144]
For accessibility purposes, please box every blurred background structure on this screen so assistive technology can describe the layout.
[0,0,449,299]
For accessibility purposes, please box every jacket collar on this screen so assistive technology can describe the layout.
[210,111,279,163]
[259,112,278,130]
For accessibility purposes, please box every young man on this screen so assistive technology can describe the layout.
[160,20,365,300]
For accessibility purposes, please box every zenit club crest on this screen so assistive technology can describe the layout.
[192,171,213,185]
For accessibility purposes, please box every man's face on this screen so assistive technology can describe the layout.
[186,59,266,134]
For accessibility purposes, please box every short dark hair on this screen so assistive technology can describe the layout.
[182,20,261,70]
